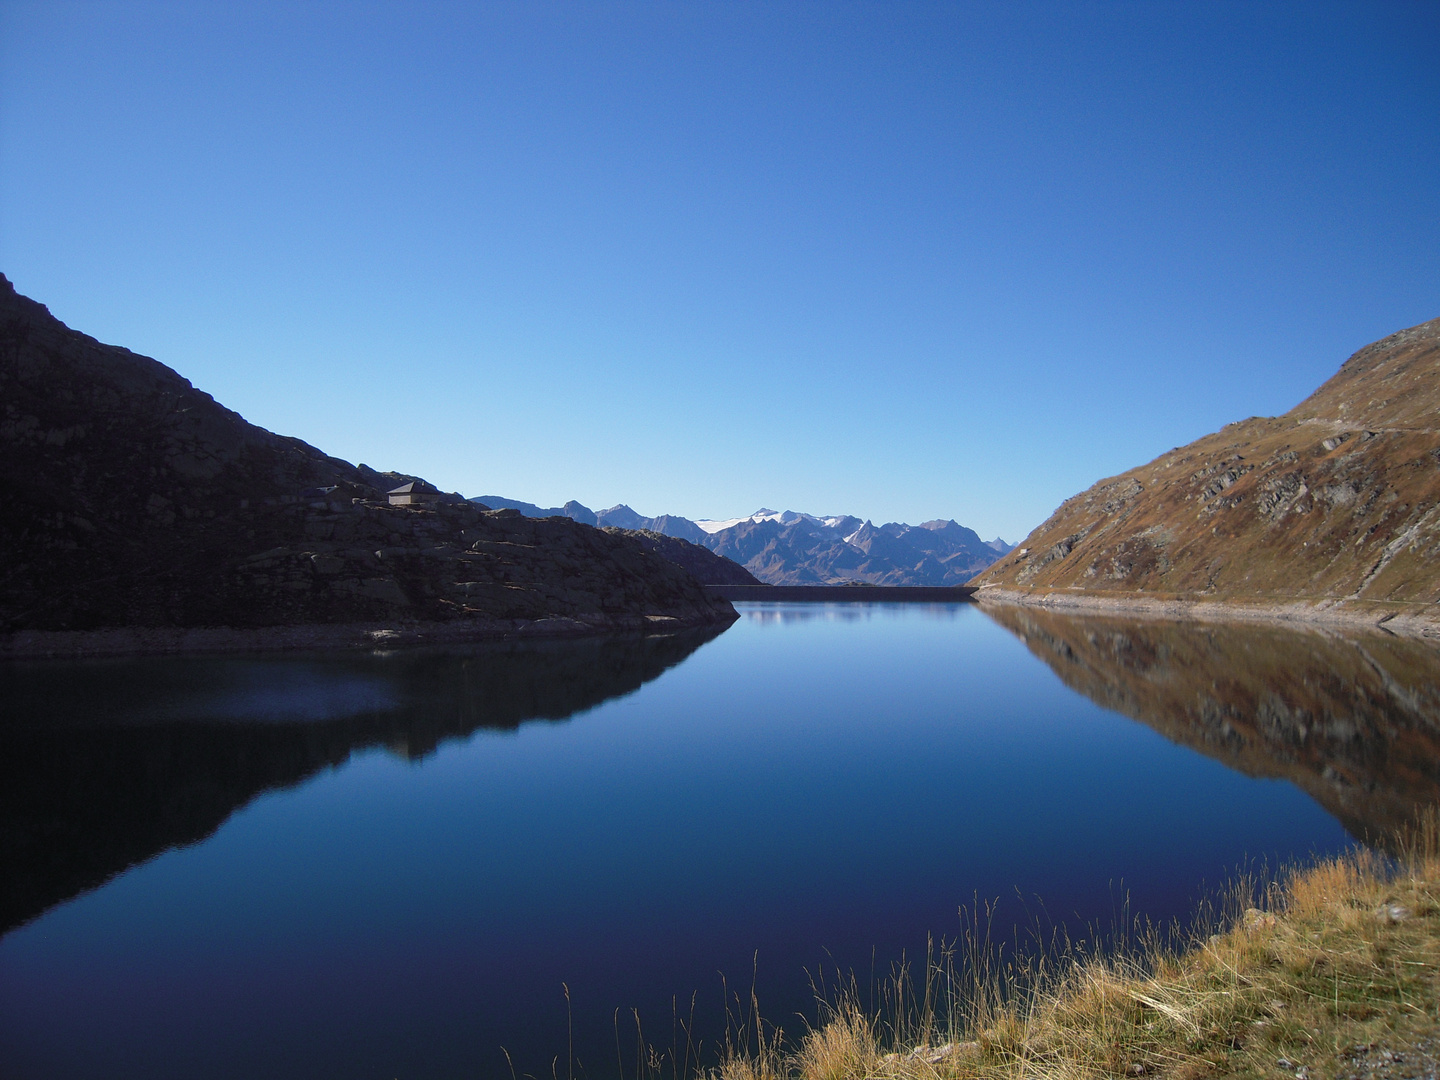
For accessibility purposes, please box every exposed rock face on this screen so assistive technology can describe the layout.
[986,604,1440,847]
[472,495,599,526]
[0,275,734,639]
[602,528,762,585]
[974,318,1440,621]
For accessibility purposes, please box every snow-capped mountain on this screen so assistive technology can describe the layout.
[471,497,1012,586]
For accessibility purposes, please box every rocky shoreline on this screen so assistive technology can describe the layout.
[974,584,1440,638]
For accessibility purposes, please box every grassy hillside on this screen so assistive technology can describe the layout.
[973,318,1440,625]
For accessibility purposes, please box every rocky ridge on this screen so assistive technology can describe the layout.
[602,528,762,586]
[974,317,1440,632]
[0,275,735,651]
[477,501,1010,585]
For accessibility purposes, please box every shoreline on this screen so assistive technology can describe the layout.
[973,585,1440,639]
[705,584,978,602]
[712,826,1440,1080]
[0,608,738,660]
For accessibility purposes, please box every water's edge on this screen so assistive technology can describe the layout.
[0,608,738,660]
[975,586,1440,638]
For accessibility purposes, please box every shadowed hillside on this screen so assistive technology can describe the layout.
[974,318,1440,626]
[986,604,1440,846]
[0,275,733,640]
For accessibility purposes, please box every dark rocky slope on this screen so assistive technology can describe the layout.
[473,494,599,525]
[987,604,1440,847]
[0,275,734,646]
[602,528,762,585]
[975,317,1440,629]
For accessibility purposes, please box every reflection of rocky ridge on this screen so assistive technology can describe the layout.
[986,605,1440,847]
[0,626,723,935]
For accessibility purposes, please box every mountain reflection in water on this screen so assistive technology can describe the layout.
[0,626,723,935]
[984,604,1440,847]
[742,600,972,626]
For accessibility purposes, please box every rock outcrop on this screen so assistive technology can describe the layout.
[602,528,762,586]
[974,317,1440,630]
[0,275,734,646]
[472,495,600,526]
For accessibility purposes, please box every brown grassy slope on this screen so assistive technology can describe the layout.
[972,318,1440,614]
[713,830,1440,1080]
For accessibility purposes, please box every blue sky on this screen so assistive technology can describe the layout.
[1,1,1436,541]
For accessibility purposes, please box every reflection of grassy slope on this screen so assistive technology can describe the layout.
[0,626,723,935]
[717,821,1440,1080]
[974,318,1440,611]
[984,605,1440,846]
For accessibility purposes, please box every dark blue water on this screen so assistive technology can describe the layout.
[4,601,1422,1079]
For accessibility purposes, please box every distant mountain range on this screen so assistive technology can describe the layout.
[475,499,1012,586]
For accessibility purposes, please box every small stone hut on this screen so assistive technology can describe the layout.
[387,481,440,506]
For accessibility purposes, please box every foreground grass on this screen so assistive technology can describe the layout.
[710,819,1440,1080]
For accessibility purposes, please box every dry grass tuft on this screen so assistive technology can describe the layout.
[700,813,1440,1080]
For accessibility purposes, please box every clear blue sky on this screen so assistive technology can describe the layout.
[2,1,1436,540]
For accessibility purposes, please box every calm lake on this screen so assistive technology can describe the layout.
[3,601,1439,1079]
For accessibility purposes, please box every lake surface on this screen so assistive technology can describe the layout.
[3,601,1439,1079]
